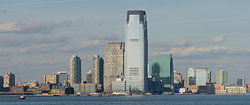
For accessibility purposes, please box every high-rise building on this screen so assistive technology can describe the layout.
[184,74,189,88]
[215,70,228,85]
[56,71,69,86]
[0,76,3,88]
[104,42,125,93]
[86,70,93,83]
[43,73,58,84]
[188,68,211,86]
[3,72,15,88]
[69,55,81,85]
[235,78,245,86]
[92,55,104,85]
[149,54,174,91]
[125,10,148,92]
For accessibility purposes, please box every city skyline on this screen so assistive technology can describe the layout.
[0,0,250,83]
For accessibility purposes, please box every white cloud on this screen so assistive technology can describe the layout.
[88,34,121,40]
[80,40,103,48]
[152,46,229,57]
[209,35,225,43]
[0,34,68,47]
[60,40,105,53]
[151,40,192,49]
[19,44,50,54]
[0,20,72,34]
[173,40,191,46]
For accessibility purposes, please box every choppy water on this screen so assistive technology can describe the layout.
[0,95,250,105]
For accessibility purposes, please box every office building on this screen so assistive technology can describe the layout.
[173,70,183,93]
[148,77,164,94]
[174,71,182,84]
[149,54,174,91]
[3,72,15,88]
[104,42,125,93]
[235,78,245,86]
[226,86,246,94]
[43,73,58,84]
[0,76,3,88]
[92,55,104,85]
[188,68,211,86]
[125,10,148,92]
[215,70,228,85]
[72,83,97,94]
[184,74,189,88]
[57,71,69,86]
[112,78,126,92]
[69,55,81,85]
[86,70,93,83]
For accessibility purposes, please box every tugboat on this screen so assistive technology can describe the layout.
[19,96,25,100]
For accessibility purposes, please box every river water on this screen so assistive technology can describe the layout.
[0,95,250,105]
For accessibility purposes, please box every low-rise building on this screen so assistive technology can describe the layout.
[225,86,246,94]
[187,83,215,94]
[10,86,28,92]
[112,78,126,93]
[39,83,52,91]
[214,83,226,94]
[148,76,164,94]
[72,83,97,94]
[27,88,39,92]
[179,88,187,94]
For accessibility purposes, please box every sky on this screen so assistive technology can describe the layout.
[0,0,250,83]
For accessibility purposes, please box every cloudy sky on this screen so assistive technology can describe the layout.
[0,0,250,83]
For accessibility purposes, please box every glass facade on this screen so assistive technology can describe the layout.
[149,54,174,91]
[125,10,148,92]
[57,71,69,86]
[92,55,104,85]
[70,55,81,85]
[188,68,211,86]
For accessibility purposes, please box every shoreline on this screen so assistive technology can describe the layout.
[0,93,249,97]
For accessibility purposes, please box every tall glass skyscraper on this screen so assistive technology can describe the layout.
[125,10,148,92]
[149,54,174,91]
[69,55,81,85]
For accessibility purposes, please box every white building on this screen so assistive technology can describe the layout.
[125,10,148,92]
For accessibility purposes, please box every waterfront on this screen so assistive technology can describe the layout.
[1,95,250,105]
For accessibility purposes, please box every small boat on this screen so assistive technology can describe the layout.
[19,96,25,100]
